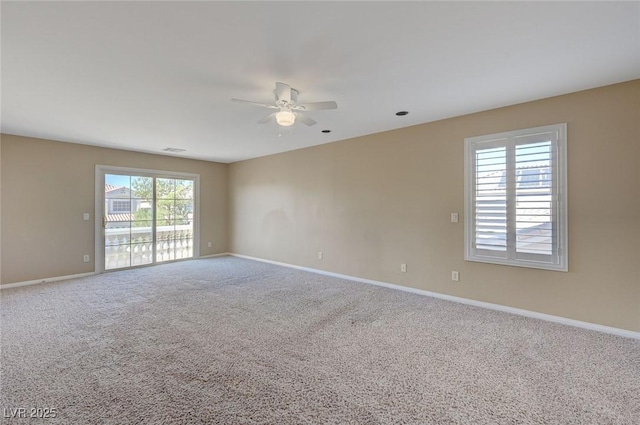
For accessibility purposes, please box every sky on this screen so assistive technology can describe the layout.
[105,174,131,188]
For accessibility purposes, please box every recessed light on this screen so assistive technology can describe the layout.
[395,111,409,116]
[321,129,331,133]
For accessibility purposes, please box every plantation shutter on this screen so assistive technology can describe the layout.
[513,134,556,264]
[465,124,567,271]
[474,141,508,258]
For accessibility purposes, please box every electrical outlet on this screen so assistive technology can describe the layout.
[318,252,323,260]
[451,271,459,281]
[207,241,212,248]
[83,255,90,263]
[401,263,407,273]
[83,212,90,221]
[451,213,459,223]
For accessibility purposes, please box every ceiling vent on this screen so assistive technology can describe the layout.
[162,147,186,153]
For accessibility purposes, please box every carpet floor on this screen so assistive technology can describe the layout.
[1,256,639,424]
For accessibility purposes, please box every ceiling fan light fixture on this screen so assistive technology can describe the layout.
[276,110,295,126]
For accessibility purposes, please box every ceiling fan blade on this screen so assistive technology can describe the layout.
[275,82,291,104]
[231,98,278,109]
[295,113,317,126]
[293,101,338,111]
[257,112,276,124]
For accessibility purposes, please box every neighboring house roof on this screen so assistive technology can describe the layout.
[106,214,133,222]
[105,184,135,195]
[105,184,142,199]
[105,185,133,194]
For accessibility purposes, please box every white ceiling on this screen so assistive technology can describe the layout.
[2,1,639,163]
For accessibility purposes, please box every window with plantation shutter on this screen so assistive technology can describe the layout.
[464,124,567,271]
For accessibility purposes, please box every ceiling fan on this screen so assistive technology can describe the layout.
[232,82,337,127]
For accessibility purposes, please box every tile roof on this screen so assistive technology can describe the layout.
[106,214,133,222]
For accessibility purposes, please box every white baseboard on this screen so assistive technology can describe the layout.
[229,253,640,340]
[0,272,97,290]
[1,254,231,290]
[198,252,232,259]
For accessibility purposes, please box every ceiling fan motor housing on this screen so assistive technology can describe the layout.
[276,87,298,107]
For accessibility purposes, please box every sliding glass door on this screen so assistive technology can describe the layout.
[98,167,198,272]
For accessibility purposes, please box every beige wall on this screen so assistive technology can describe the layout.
[0,135,228,285]
[229,80,640,332]
[0,137,2,283]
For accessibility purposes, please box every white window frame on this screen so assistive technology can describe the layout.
[464,123,568,272]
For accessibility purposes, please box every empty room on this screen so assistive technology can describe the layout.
[1,1,639,424]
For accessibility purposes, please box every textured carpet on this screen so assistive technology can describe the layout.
[1,256,639,424]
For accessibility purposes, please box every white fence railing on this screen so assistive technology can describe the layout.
[105,225,193,269]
